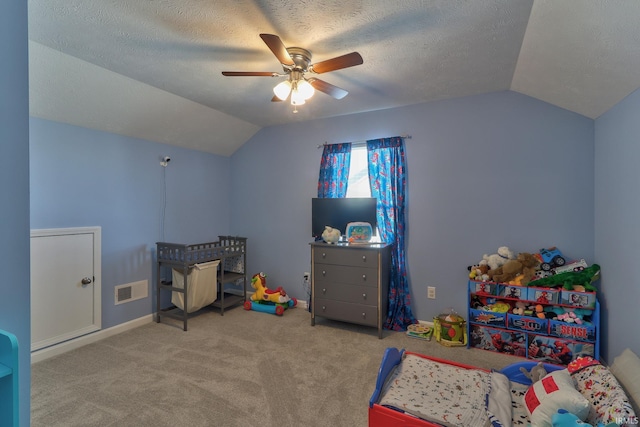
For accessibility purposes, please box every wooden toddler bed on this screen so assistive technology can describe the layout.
[369,347,637,427]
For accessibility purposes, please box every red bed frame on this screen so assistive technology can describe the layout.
[368,347,560,427]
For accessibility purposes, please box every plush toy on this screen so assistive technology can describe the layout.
[490,252,540,285]
[250,272,291,304]
[468,262,490,281]
[512,301,526,315]
[508,273,525,285]
[321,226,341,244]
[551,408,615,427]
[544,306,591,324]
[531,269,552,282]
[482,246,515,271]
[519,362,547,384]
[528,264,600,291]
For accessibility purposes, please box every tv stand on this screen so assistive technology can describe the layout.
[310,242,390,338]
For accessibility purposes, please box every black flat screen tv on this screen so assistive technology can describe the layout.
[312,197,377,239]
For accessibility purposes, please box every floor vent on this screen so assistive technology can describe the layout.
[115,280,148,305]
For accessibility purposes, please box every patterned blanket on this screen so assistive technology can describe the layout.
[379,354,511,427]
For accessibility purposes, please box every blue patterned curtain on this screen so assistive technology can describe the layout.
[317,143,351,198]
[367,137,417,330]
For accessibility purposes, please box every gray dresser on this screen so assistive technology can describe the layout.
[310,242,390,338]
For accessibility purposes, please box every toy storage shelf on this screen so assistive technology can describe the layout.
[156,236,247,331]
[466,280,600,366]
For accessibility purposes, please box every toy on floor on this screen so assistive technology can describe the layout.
[245,272,297,315]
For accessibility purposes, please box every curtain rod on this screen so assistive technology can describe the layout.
[317,134,412,149]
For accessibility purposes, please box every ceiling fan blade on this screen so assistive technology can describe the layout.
[309,52,363,74]
[259,34,295,66]
[308,78,349,100]
[222,71,278,76]
[271,95,284,102]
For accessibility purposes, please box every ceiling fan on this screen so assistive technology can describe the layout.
[222,34,363,109]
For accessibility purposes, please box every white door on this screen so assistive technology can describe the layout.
[31,227,101,351]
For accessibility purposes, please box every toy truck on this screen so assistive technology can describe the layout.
[537,247,566,271]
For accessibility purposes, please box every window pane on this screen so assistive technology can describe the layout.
[346,146,371,198]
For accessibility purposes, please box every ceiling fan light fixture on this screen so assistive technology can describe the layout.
[290,89,306,105]
[273,80,292,100]
[297,79,315,100]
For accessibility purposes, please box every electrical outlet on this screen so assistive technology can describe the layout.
[427,286,436,299]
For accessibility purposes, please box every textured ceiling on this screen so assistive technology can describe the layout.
[27,0,640,156]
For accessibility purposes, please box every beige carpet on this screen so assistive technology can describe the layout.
[31,305,525,427]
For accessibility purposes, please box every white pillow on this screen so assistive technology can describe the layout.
[523,369,590,427]
[488,371,513,427]
[610,348,640,415]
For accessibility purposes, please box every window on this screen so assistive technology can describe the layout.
[345,145,380,241]
[346,145,371,198]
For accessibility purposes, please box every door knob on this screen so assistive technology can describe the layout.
[81,277,93,285]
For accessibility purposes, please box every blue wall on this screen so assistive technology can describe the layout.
[30,118,233,328]
[594,87,640,362]
[0,2,30,425]
[230,91,595,322]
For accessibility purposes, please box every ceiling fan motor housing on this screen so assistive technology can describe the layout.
[286,47,312,72]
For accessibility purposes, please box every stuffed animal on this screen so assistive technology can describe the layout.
[527,264,600,291]
[519,362,547,384]
[512,301,527,315]
[468,262,490,281]
[551,408,615,427]
[544,306,591,324]
[321,226,341,244]
[482,246,515,271]
[490,252,540,285]
[250,272,291,304]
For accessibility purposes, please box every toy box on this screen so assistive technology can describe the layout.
[501,284,525,300]
[469,324,526,357]
[507,313,548,334]
[469,280,499,296]
[548,320,596,343]
[560,290,596,309]
[468,308,507,328]
[526,286,560,304]
[526,334,595,366]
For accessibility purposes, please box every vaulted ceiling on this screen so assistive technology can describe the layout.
[28,0,640,156]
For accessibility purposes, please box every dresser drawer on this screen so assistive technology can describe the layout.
[314,247,379,267]
[314,298,378,327]
[315,264,378,287]
[314,281,377,304]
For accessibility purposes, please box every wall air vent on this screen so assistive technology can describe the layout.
[114,280,148,305]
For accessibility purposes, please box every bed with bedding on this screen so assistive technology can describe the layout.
[369,347,638,427]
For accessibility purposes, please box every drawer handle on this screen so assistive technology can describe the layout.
[322,288,327,294]
[322,305,326,311]
[361,312,366,318]
[322,252,326,258]
[362,255,366,261]
[362,293,367,299]
[322,270,326,276]
[362,274,367,280]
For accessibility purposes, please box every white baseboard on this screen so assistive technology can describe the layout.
[31,314,154,364]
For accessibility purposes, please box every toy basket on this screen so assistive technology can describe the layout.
[433,312,468,347]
